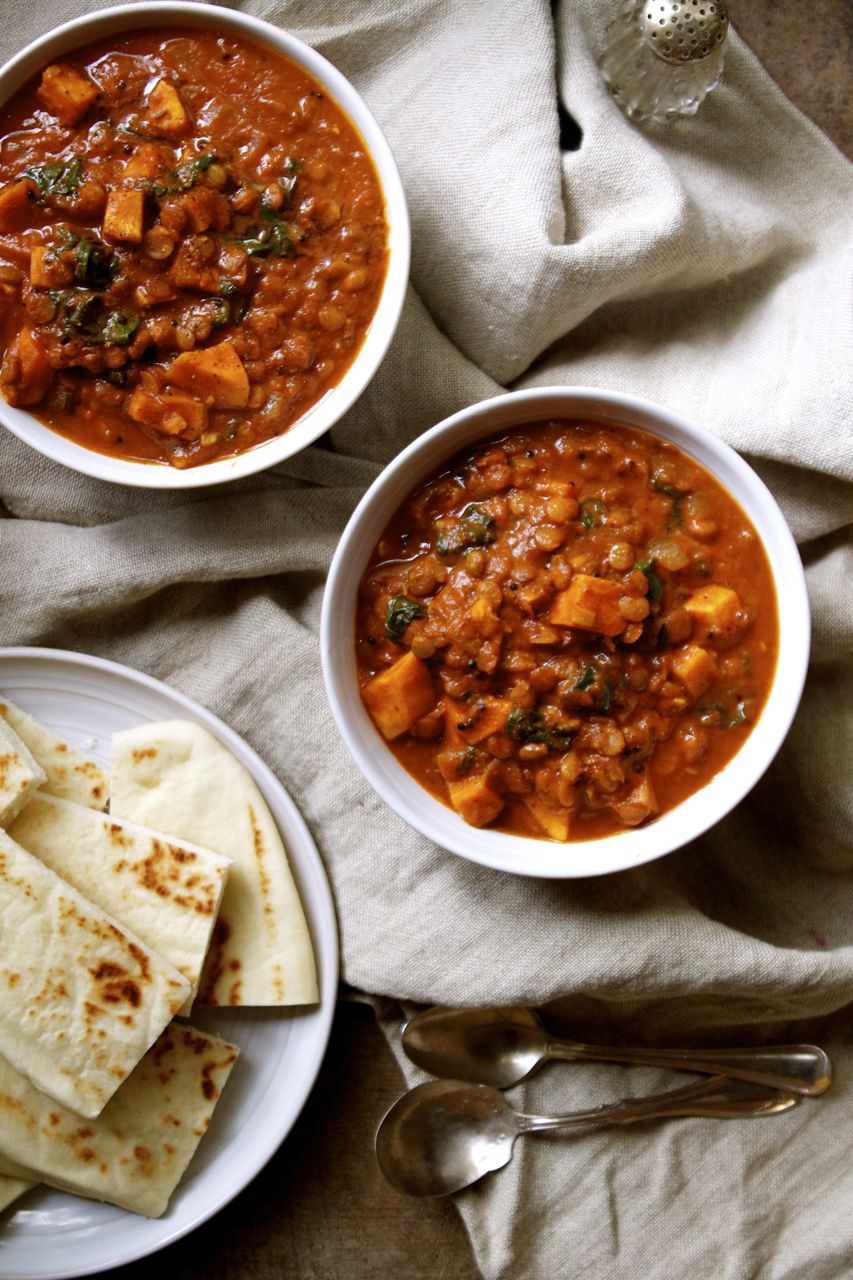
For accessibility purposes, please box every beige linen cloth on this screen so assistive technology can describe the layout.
[1,0,852,1276]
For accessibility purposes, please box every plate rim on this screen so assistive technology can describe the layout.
[0,646,339,1279]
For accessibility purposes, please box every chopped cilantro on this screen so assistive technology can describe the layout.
[384,595,424,640]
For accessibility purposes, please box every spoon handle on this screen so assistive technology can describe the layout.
[515,1074,798,1133]
[546,1040,831,1096]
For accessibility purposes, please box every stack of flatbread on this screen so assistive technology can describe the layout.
[0,699,318,1219]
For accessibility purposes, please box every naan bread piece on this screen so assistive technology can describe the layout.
[9,794,231,1012]
[0,828,191,1118]
[0,698,108,810]
[0,1175,34,1213]
[0,717,46,826]
[111,720,318,1007]
[0,1025,239,1218]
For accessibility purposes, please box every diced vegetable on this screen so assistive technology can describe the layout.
[0,328,52,405]
[122,143,172,181]
[128,389,207,439]
[446,771,505,827]
[145,80,190,136]
[0,179,38,232]
[166,341,250,408]
[610,775,658,827]
[36,64,99,126]
[30,245,73,289]
[684,585,743,642]
[670,644,718,699]
[362,652,435,741]
[522,793,571,840]
[445,696,514,746]
[103,189,145,243]
[550,573,626,636]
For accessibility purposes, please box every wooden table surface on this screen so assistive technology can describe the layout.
[100,6,850,1279]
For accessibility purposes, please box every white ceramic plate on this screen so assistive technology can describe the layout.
[0,647,338,1279]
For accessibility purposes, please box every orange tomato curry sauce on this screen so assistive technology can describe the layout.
[0,28,388,468]
[356,420,779,844]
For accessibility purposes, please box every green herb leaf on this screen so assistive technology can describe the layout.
[656,623,670,649]
[574,665,596,691]
[579,497,608,530]
[24,157,84,199]
[698,699,748,729]
[435,504,497,557]
[505,707,574,751]
[635,558,663,604]
[650,475,684,527]
[74,237,113,289]
[280,156,300,207]
[599,676,614,713]
[101,310,140,345]
[241,206,297,259]
[384,595,424,641]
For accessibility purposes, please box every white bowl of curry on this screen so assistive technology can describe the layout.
[0,4,408,485]
[321,388,809,878]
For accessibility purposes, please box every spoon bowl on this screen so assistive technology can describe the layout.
[402,1005,832,1095]
[376,1076,799,1197]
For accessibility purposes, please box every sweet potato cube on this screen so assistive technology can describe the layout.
[169,240,221,292]
[29,245,73,289]
[103,189,145,244]
[0,179,38,232]
[447,772,505,828]
[0,328,52,406]
[611,776,658,828]
[444,696,513,747]
[37,64,99,126]
[671,643,718,699]
[362,652,435,741]
[122,143,171,181]
[684,586,742,643]
[166,342,250,409]
[146,79,190,136]
[550,574,626,637]
[128,389,207,439]
[522,793,571,841]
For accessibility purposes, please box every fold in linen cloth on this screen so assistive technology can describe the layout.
[1,1,852,1277]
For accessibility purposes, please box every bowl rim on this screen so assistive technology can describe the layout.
[0,0,410,488]
[320,386,811,879]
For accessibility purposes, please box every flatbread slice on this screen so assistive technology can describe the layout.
[9,793,231,1011]
[0,1175,34,1213]
[0,717,46,826]
[0,828,191,1118]
[0,1025,239,1218]
[0,697,108,810]
[111,720,318,1007]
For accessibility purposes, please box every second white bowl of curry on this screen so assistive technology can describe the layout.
[321,387,809,878]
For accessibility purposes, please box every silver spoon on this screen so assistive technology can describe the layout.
[402,1006,832,1096]
[376,1075,798,1197]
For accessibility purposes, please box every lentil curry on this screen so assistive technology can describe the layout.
[0,28,388,467]
[356,420,779,843]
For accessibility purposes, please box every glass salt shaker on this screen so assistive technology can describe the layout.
[600,0,729,124]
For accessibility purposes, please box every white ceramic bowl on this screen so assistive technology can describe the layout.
[321,387,810,879]
[0,2,409,488]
